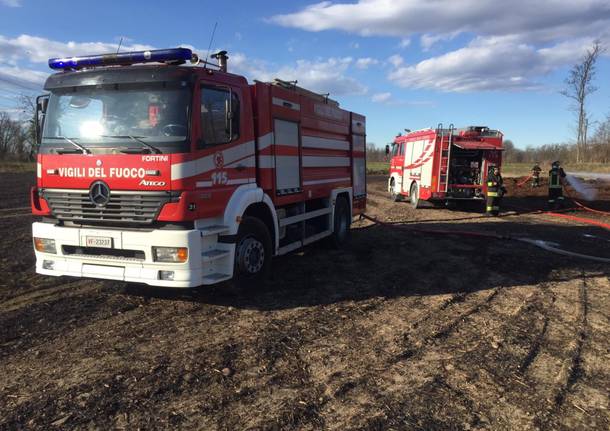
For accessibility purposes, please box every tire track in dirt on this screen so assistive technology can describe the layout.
[394,286,501,361]
[518,281,556,373]
[0,212,32,220]
[0,280,99,313]
[291,279,511,429]
[354,275,561,430]
[535,269,590,430]
[0,288,248,429]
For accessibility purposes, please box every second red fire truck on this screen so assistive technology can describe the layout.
[31,48,366,287]
[388,124,503,208]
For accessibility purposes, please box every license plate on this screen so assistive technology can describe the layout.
[86,236,112,248]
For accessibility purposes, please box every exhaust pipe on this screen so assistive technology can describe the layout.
[211,50,228,72]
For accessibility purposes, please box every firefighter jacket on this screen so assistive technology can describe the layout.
[549,167,566,189]
[487,172,504,197]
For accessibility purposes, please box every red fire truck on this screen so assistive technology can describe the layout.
[388,124,503,207]
[31,48,366,287]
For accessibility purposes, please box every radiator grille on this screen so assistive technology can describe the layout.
[42,189,172,224]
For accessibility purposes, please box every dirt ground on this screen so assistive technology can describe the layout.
[1,172,609,430]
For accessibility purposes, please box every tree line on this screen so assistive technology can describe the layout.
[503,117,610,165]
[0,96,36,162]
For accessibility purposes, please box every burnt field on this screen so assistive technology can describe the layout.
[1,172,609,430]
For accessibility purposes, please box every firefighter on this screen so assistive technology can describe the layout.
[548,161,566,209]
[531,162,542,187]
[486,166,505,216]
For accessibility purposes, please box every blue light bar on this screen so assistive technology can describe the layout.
[48,48,193,70]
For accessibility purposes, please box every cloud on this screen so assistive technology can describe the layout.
[388,35,602,92]
[0,34,368,101]
[398,38,411,48]
[0,34,157,95]
[0,66,47,90]
[355,57,379,69]
[0,34,154,65]
[271,57,367,96]
[420,32,459,51]
[271,1,610,93]
[371,92,391,103]
[0,0,21,7]
[270,1,610,42]
[387,54,403,67]
[371,91,434,106]
[228,52,367,96]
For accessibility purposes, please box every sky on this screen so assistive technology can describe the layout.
[1,0,610,149]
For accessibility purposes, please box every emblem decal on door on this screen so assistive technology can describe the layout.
[214,152,224,168]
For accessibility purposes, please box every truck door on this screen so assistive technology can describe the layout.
[195,83,255,212]
[407,139,423,185]
[393,142,405,192]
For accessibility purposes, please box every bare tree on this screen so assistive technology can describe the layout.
[18,94,38,160]
[0,112,27,160]
[561,40,604,163]
[590,113,610,163]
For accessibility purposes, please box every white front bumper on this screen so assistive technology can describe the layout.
[32,222,223,288]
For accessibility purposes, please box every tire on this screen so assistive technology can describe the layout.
[390,178,401,202]
[410,182,420,209]
[329,196,351,248]
[234,217,272,287]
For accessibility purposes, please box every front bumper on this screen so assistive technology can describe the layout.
[33,222,212,288]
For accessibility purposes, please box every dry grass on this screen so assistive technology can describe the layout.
[0,161,35,173]
[367,161,389,174]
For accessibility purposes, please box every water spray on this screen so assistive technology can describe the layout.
[566,172,610,181]
[564,174,597,201]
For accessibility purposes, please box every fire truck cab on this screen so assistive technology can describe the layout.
[31,48,366,287]
[388,124,503,208]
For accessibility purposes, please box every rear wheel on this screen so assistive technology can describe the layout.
[410,182,420,209]
[234,217,272,287]
[329,196,351,248]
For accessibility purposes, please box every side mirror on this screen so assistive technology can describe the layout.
[385,144,390,155]
[35,94,49,145]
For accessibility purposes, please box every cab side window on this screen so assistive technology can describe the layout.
[391,143,399,156]
[199,86,240,148]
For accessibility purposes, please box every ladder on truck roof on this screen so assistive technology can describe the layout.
[436,123,455,193]
[270,78,340,107]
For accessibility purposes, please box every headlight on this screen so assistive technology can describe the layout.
[33,237,57,254]
[152,247,188,263]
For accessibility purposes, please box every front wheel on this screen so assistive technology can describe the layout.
[234,217,272,287]
[389,178,402,202]
[410,183,420,209]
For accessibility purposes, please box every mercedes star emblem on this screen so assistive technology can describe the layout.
[89,181,110,207]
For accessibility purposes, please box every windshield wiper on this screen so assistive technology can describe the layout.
[101,135,161,154]
[45,136,91,154]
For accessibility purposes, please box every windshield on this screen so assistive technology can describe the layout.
[41,81,191,154]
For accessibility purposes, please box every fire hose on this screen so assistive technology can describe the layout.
[515,174,533,187]
[359,213,610,263]
[512,175,610,224]
[563,187,610,216]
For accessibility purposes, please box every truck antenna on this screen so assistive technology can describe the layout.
[203,22,218,69]
[116,37,123,54]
